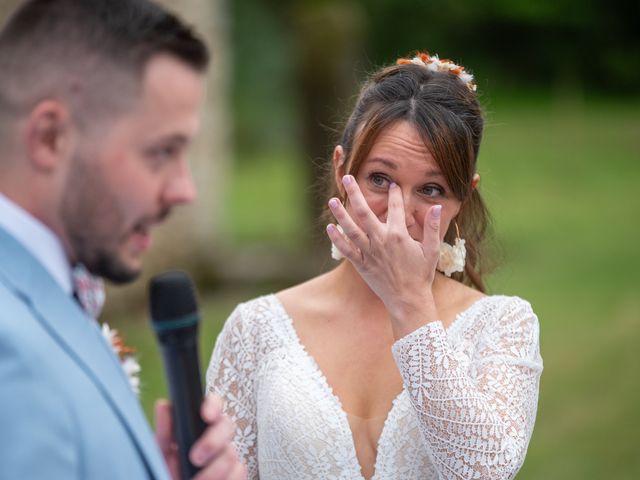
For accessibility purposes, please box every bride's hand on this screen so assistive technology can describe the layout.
[327,175,441,336]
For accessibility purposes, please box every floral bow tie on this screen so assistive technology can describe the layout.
[71,264,106,319]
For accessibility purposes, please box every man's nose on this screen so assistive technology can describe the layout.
[162,160,197,206]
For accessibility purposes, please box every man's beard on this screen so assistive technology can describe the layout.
[62,199,141,284]
[85,247,141,284]
[60,154,156,284]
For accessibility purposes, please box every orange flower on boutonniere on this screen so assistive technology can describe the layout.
[101,323,141,396]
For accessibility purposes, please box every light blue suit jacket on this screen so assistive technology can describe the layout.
[0,227,169,479]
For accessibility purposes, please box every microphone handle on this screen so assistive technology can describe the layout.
[158,328,206,479]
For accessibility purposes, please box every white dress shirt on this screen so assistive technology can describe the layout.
[0,193,72,294]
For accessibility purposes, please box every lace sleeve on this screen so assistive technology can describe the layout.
[206,304,259,479]
[391,297,543,480]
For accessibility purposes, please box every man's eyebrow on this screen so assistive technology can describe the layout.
[157,134,189,145]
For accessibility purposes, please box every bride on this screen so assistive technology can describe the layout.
[206,52,543,479]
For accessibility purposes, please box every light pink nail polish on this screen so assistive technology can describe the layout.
[329,198,339,209]
[431,205,442,218]
[342,175,352,185]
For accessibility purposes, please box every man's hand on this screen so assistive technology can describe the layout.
[155,395,247,480]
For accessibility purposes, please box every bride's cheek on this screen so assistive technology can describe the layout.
[366,195,389,221]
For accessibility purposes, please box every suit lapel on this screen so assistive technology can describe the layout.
[0,227,168,480]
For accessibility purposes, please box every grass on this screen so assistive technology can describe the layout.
[107,93,640,479]
[480,95,640,479]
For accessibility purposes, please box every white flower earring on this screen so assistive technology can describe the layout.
[437,221,466,277]
[331,224,345,261]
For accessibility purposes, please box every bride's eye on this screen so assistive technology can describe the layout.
[421,185,444,197]
[369,173,391,189]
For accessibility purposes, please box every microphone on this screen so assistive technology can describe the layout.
[149,271,206,480]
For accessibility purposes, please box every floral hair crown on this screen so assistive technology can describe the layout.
[397,52,476,92]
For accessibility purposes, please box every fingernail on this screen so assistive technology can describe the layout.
[342,175,353,186]
[326,224,335,234]
[328,198,339,209]
[431,205,442,219]
[389,182,397,189]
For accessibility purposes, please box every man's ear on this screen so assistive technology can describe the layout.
[25,100,74,172]
[333,145,346,193]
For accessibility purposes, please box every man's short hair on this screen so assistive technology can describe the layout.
[0,0,209,136]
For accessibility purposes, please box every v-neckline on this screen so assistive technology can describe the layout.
[269,293,493,479]
[270,294,400,479]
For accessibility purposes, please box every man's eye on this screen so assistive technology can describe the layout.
[155,145,179,159]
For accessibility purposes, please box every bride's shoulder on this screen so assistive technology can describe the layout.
[465,292,539,338]
[221,293,284,334]
[473,292,536,319]
[438,276,537,330]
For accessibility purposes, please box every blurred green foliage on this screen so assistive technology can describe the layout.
[363,0,639,92]
[233,0,639,158]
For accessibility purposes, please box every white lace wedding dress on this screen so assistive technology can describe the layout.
[206,294,542,480]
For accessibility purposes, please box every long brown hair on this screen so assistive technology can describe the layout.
[324,60,493,291]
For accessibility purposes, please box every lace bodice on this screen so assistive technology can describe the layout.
[206,294,542,479]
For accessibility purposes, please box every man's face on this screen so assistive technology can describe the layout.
[61,55,205,283]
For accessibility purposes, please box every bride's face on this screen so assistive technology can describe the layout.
[346,121,462,242]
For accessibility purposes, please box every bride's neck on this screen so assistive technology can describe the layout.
[327,261,379,306]
[326,261,450,308]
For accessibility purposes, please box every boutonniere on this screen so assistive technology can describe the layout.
[101,323,141,396]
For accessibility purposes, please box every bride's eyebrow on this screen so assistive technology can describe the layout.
[368,158,397,169]
[367,157,445,178]
[424,170,445,179]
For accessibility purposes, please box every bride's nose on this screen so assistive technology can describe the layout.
[403,191,417,229]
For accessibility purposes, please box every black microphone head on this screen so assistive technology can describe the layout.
[149,271,199,332]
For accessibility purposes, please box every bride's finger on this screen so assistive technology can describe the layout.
[386,182,408,233]
[326,223,362,262]
[328,197,370,253]
[422,205,441,258]
[341,175,380,236]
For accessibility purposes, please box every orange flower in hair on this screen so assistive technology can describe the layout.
[396,51,477,92]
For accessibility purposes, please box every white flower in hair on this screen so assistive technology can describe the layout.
[437,238,466,277]
[459,72,474,84]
